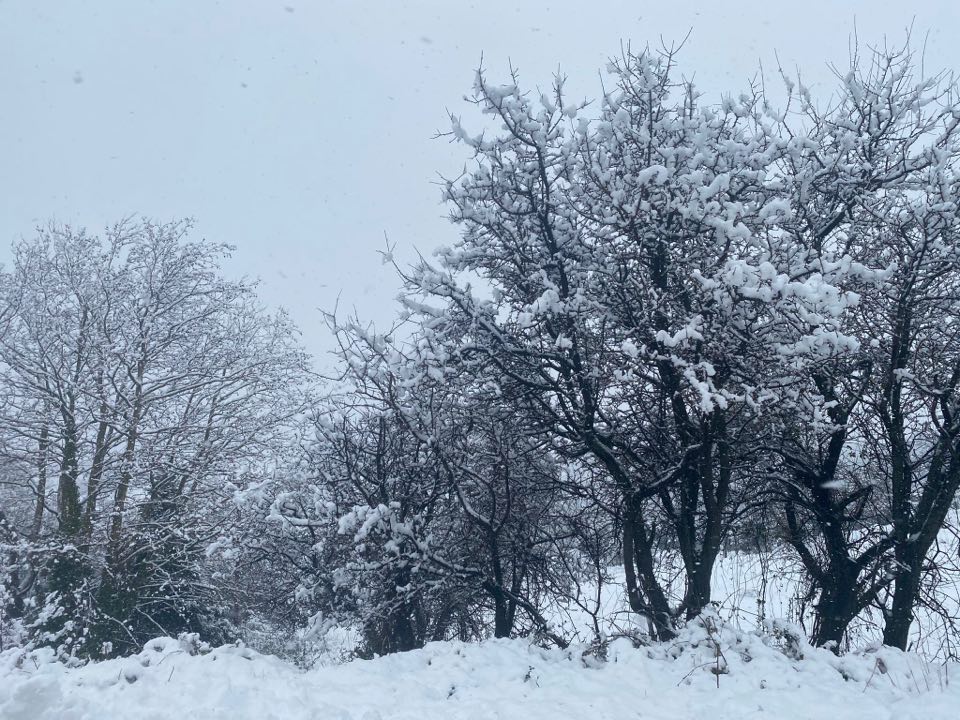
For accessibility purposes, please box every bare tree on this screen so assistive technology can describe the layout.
[770,42,960,649]
[0,219,310,657]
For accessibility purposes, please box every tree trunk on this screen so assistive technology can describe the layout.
[811,579,859,650]
[56,414,83,537]
[83,402,113,538]
[882,435,960,649]
[623,498,675,640]
[882,558,921,650]
[491,586,512,638]
[30,424,49,539]
[684,556,716,621]
[110,373,144,549]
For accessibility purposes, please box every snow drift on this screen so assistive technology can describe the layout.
[2,616,957,720]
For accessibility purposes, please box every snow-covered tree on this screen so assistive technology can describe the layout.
[382,45,868,640]
[263,316,576,652]
[0,220,309,657]
[770,43,960,649]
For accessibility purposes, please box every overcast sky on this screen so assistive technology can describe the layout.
[2,0,957,366]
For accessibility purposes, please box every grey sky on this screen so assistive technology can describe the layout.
[1,0,956,367]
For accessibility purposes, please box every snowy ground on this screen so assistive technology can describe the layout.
[2,618,958,720]
[4,547,959,718]
[549,548,960,661]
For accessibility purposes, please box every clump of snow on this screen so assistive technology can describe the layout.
[1,617,956,719]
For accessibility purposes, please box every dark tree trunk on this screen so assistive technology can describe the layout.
[882,559,921,650]
[623,498,675,640]
[492,587,512,638]
[31,424,49,539]
[83,410,113,538]
[56,415,83,537]
[810,569,860,650]
[684,558,715,621]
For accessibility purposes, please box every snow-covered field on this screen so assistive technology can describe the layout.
[548,549,960,661]
[2,619,957,720]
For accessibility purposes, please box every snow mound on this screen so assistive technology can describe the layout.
[1,618,957,719]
